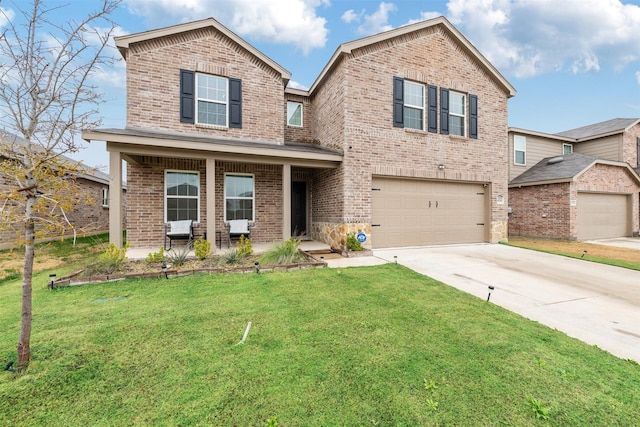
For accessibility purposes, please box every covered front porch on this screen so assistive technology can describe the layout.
[82,128,342,251]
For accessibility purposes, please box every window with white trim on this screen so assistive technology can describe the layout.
[514,135,526,165]
[403,80,424,130]
[563,144,573,155]
[101,188,109,207]
[165,170,199,222]
[225,174,254,221]
[287,101,303,127]
[196,74,228,126]
[449,91,466,136]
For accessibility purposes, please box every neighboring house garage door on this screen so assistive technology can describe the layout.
[371,177,486,248]
[577,192,629,240]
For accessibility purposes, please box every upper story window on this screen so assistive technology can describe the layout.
[225,174,254,221]
[197,74,228,126]
[403,81,424,131]
[287,101,303,127]
[180,69,242,128]
[514,135,526,165]
[449,91,466,137]
[563,144,573,155]
[165,170,199,222]
[393,77,477,138]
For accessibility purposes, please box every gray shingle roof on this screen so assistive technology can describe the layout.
[509,153,598,185]
[555,118,639,139]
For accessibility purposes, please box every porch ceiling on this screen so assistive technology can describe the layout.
[83,127,343,168]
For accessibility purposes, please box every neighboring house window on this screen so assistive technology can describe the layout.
[514,135,526,165]
[563,144,573,155]
[287,101,303,127]
[403,80,425,131]
[165,170,199,222]
[179,69,242,128]
[225,174,254,221]
[101,188,109,207]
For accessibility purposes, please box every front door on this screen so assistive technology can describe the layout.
[291,181,307,236]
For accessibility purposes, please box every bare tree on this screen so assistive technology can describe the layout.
[0,0,121,371]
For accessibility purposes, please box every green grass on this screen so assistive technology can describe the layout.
[502,242,640,271]
[1,264,639,425]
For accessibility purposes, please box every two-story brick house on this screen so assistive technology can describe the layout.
[508,118,640,240]
[83,16,515,251]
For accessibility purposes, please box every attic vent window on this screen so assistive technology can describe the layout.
[547,157,564,165]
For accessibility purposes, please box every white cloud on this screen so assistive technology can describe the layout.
[124,0,329,55]
[355,2,397,35]
[341,9,360,24]
[0,7,15,28]
[287,80,309,90]
[636,71,640,85]
[445,0,640,79]
[405,11,442,26]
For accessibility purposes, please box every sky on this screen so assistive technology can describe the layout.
[2,0,640,171]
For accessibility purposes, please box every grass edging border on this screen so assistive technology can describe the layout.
[51,261,328,287]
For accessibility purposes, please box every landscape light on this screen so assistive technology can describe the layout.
[487,286,495,302]
[48,273,57,289]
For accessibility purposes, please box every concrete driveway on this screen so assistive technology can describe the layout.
[373,244,640,363]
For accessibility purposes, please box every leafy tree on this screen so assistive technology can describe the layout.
[0,0,120,370]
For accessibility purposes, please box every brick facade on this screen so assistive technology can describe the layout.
[105,17,514,250]
[509,164,640,240]
[0,169,118,250]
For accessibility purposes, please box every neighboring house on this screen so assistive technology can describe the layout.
[508,118,640,240]
[83,16,515,251]
[0,130,125,250]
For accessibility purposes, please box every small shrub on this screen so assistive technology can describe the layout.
[236,235,253,256]
[145,247,165,263]
[194,237,211,260]
[166,242,192,267]
[260,237,304,265]
[94,242,129,273]
[222,249,243,265]
[346,233,363,251]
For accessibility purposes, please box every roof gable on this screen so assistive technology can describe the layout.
[114,17,291,82]
[510,152,640,186]
[306,16,515,97]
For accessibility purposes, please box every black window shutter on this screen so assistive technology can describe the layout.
[393,77,404,128]
[228,78,242,128]
[427,85,438,133]
[440,87,449,135]
[637,137,640,168]
[469,94,478,139]
[180,69,195,124]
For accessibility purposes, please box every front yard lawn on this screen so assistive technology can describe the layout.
[1,265,639,425]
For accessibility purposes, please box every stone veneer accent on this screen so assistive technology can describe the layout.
[311,222,372,252]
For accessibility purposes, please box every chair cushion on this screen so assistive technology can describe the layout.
[167,220,192,236]
[229,219,249,234]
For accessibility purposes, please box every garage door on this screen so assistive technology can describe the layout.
[577,193,629,240]
[371,177,486,248]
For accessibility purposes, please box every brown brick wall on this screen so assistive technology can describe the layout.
[0,168,114,249]
[622,123,640,168]
[126,157,282,248]
[508,183,573,239]
[125,27,285,143]
[310,25,510,241]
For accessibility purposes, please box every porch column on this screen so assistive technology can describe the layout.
[206,157,216,247]
[282,163,291,241]
[109,150,123,248]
